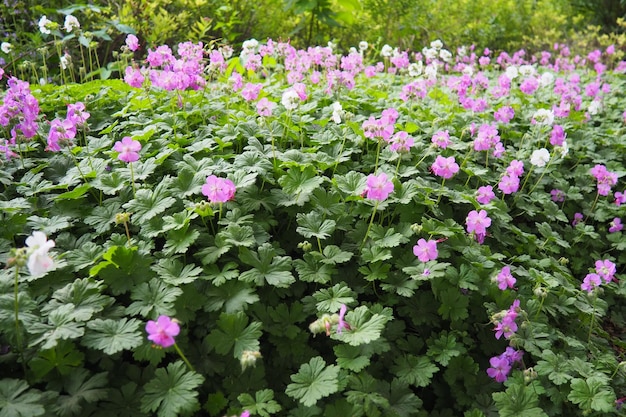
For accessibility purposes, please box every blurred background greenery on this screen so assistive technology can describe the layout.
[2,0,626,81]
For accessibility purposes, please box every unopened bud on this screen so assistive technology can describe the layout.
[533,287,548,298]
[114,212,131,225]
[240,350,262,371]
[298,241,312,252]
[524,367,538,383]
[558,257,569,265]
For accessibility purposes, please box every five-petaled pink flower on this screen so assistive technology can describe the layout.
[496,266,516,290]
[146,315,180,348]
[476,185,495,204]
[365,172,394,201]
[431,155,459,179]
[113,136,141,163]
[413,238,438,262]
[466,209,491,235]
[202,175,236,203]
[486,356,512,383]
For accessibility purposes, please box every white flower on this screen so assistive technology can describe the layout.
[408,61,423,77]
[63,15,80,32]
[38,15,52,35]
[25,231,55,277]
[559,140,569,157]
[530,148,550,167]
[518,64,535,77]
[430,39,443,50]
[381,44,393,57]
[220,45,233,59]
[540,72,554,87]
[505,65,519,80]
[439,49,452,62]
[349,46,357,54]
[422,47,438,61]
[588,100,602,115]
[532,108,555,126]
[457,45,467,57]
[331,101,342,124]
[241,38,258,53]
[1,42,12,54]
[327,41,336,51]
[281,89,300,110]
[59,53,71,70]
[424,63,438,79]
[358,41,368,51]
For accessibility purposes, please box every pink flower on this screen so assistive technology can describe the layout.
[476,185,495,204]
[506,160,524,177]
[609,217,623,233]
[498,174,519,195]
[124,66,144,88]
[494,106,514,123]
[389,131,414,152]
[413,238,438,262]
[550,189,565,202]
[125,34,139,51]
[241,83,263,101]
[256,97,276,117]
[496,266,516,290]
[466,209,491,240]
[494,314,518,340]
[240,411,250,417]
[146,315,180,348]
[487,356,512,383]
[113,136,141,163]
[581,273,602,293]
[614,191,626,206]
[431,155,459,179]
[431,130,451,149]
[595,259,616,283]
[365,172,394,201]
[47,118,77,152]
[337,304,350,334]
[202,175,236,204]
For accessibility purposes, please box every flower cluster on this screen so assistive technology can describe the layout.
[590,164,618,196]
[308,304,351,336]
[0,77,40,159]
[493,300,521,340]
[487,347,524,383]
[498,159,525,195]
[473,123,504,157]
[125,42,206,91]
[581,259,617,293]
[362,108,398,142]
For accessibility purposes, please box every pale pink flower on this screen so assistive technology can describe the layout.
[365,172,394,201]
[413,239,438,262]
[113,136,141,163]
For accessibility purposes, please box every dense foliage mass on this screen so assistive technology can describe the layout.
[1,12,626,417]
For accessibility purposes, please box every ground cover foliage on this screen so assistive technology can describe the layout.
[1,34,626,417]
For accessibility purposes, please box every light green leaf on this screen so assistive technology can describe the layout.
[332,305,393,346]
[122,180,176,224]
[151,258,203,285]
[286,356,340,407]
[141,361,204,417]
[334,344,370,372]
[321,245,353,264]
[239,243,295,288]
[493,383,549,417]
[278,166,325,206]
[568,377,616,412]
[205,281,259,313]
[294,255,336,284]
[127,279,182,318]
[296,211,336,239]
[313,283,355,312]
[237,389,282,417]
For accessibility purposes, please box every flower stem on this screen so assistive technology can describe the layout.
[361,200,379,249]
[129,162,137,199]
[587,295,597,346]
[14,265,27,377]
[174,343,195,372]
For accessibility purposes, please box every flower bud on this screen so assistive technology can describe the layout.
[558,257,569,265]
[115,212,131,225]
[240,350,262,371]
[410,223,422,234]
[298,241,312,252]
[533,287,548,298]
[523,367,538,383]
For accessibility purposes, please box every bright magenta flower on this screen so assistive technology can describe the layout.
[202,175,236,203]
[337,304,350,334]
[146,315,180,348]
[413,238,438,262]
[431,155,459,179]
[365,172,394,201]
[113,136,141,163]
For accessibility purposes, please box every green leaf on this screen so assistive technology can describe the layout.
[92,171,126,195]
[26,215,73,235]
[89,245,153,295]
[237,389,282,417]
[205,281,259,313]
[163,226,200,256]
[205,312,263,358]
[0,379,45,417]
[151,258,203,286]
[286,356,340,407]
[204,262,240,286]
[29,340,84,379]
[278,165,325,206]
[42,278,113,322]
[392,355,439,387]
[239,243,295,288]
[294,255,336,284]
[28,304,85,350]
[296,211,336,239]
[54,370,109,417]
[313,283,355,312]
[122,180,177,224]
[437,288,469,321]
[127,279,182,318]
[334,344,370,372]
[333,305,393,346]
[141,361,204,417]
[493,383,549,417]
[321,245,353,264]
[370,226,408,248]
[534,350,572,385]
[83,201,122,234]
[54,183,92,201]
[81,318,143,355]
[334,171,367,197]
[567,377,616,412]
[426,331,464,366]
